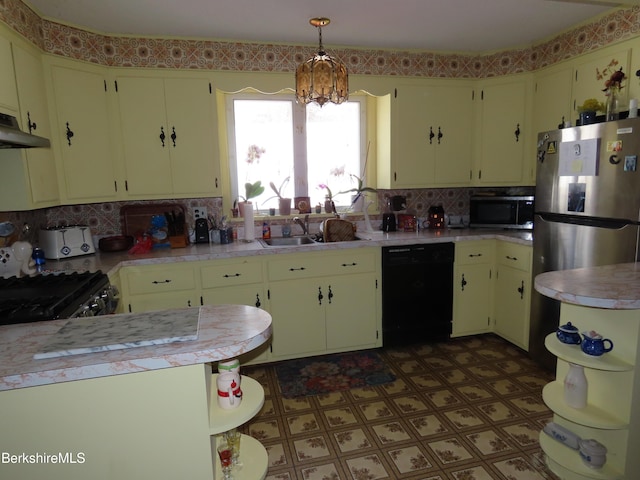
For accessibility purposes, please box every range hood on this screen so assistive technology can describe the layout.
[0,112,50,149]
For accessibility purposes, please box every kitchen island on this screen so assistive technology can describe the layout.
[534,263,640,479]
[0,304,272,480]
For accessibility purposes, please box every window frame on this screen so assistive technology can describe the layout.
[224,91,369,215]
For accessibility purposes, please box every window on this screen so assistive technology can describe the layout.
[226,93,367,212]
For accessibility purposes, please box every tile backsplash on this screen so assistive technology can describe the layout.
[0,186,534,244]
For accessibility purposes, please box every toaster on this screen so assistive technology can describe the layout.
[39,226,96,259]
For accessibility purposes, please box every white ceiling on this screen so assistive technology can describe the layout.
[23,0,634,53]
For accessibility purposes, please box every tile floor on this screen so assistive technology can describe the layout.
[242,334,560,480]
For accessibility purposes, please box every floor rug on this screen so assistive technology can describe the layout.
[275,350,396,398]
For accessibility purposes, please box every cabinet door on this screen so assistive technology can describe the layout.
[116,75,173,196]
[392,83,474,187]
[127,293,197,313]
[477,77,529,185]
[326,273,378,350]
[0,35,18,111]
[48,62,117,202]
[572,47,631,115]
[452,264,492,337]
[268,278,326,359]
[494,266,530,350]
[201,286,266,309]
[164,78,221,196]
[12,43,59,206]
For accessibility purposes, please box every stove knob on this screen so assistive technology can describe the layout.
[77,305,94,317]
[89,296,106,315]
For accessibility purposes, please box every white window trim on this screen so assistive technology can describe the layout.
[223,91,368,215]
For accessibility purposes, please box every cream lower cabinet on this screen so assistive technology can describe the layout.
[199,257,269,364]
[0,363,268,480]
[451,240,494,337]
[266,248,381,361]
[120,263,198,313]
[494,241,532,350]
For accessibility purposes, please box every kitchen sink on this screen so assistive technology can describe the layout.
[260,236,318,247]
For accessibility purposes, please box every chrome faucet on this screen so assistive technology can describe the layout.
[292,215,309,235]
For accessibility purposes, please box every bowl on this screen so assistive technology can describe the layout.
[98,235,134,252]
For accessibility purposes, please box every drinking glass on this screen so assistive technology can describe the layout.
[217,441,234,480]
[225,429,242,467]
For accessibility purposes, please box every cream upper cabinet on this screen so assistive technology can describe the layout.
[0,35,18,112]
[378,81,475,188]
[572,47,631,115]
[114,73,221,199]
[475,75,532,186]
[44,57,118,203]
[11,43,59,208]
[533,65,574,136]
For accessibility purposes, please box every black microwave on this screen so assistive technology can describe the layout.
[470,195,534,230]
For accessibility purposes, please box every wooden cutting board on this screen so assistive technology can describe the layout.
[324,219,356,242]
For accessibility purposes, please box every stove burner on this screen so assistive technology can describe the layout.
[0,271,117,325]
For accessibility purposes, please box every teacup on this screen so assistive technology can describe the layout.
[581,331,613,356]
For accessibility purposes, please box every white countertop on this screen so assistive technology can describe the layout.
[0,304,272,391]
[534,262,640,310]
[49,228,533,278]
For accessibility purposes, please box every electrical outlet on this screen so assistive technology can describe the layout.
[193,206,208,220]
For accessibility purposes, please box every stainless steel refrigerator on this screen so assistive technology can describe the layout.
[530,117,640,370]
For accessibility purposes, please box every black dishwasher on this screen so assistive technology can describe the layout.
[382,242,454,346]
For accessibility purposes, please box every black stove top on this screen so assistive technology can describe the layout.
[0,271,110,325]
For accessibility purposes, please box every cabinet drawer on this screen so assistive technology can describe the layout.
[455,241,494,265]
[267,254,331,281]
[496,242,531,271]
[124,265,196,295]
[323,250,377,275]
[267,249,377,281]
[200,259,263,288]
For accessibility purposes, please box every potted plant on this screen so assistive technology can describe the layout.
[238,180,265,217]
[339,174,377,212]
[268,177,292,215]
[577,98,605,125]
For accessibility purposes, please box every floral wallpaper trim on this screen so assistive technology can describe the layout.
[0,0,638,79]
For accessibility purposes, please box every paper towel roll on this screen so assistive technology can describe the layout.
[244,206,255,241]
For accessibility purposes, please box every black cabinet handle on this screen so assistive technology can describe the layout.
[515,123,521,142]
[223,273,241,278]
[289,267,306,271]
[151,279,172,284]
[461,274,467,291]
[171,126,177,147]
[318,286,323,305]
[255,294,261,308]
[518,280,524,299]
[328,285,333,304]
[159,126,166,147]
[27,112,36,134]
[505,255,518,261]
[437,126,443,144]
[66,122,74,145]
[429,126,435,144]
[341,262,357,267]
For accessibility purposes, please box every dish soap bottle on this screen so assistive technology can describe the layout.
[262,221,271,240]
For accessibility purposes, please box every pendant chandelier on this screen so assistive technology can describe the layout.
[295,17,348,107]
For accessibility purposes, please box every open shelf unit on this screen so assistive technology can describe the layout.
[540,302,640,479]
[208,372,267,480]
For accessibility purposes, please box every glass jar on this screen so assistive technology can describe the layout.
[606,86,622,121]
